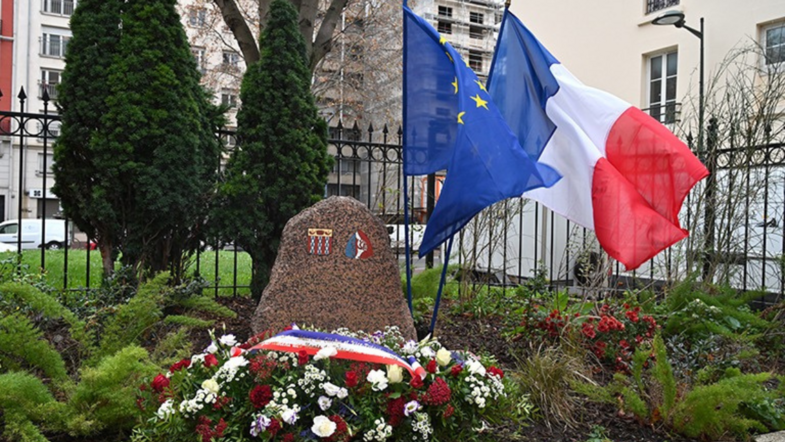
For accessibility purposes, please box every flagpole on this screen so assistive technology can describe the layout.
[428,235,454,336]
[402,0,414,316]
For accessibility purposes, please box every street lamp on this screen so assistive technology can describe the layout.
[652,10,713,280]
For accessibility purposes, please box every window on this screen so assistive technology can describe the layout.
[38,153,55,175]
[0,223,17,234]
[327,184,360,198]
[648,51,678,124]
[189,8,207,27]
[470,12,484,24]
[222,51,240,67]
[646,0,679,15]
[41,33,70,58]
[221,90,238,108]
[332,158,359,175]
[37,121,61,142]
[437,21,452,35]
[763,22,785,66]
[191,47,206,73]
[469,25,484,39]
[495,12,503,25]
[468,50,483,71]
[438,6,452,18]
[42,0,76,16]
[39,69,62,100]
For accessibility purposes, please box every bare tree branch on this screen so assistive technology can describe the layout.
[311,0,350,70]
[213,0,261,64]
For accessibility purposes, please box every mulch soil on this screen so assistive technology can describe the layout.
[207,296,698,442]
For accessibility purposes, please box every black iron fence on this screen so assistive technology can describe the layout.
[0,88,783,308]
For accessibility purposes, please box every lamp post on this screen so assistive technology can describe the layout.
[652,11,712,280]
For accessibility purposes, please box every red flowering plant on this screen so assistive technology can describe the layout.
[132,327,516,442]
[513,294,659,370]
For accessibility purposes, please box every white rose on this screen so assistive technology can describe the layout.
[311,415,337,438]
[467,359,486,376]
[314,346,338,361]
[218,334,237,347]
[323,382,341,397]
[436,348,452,367]
[201,378,220,395]
[386,365,403,384]
[318,396,332,411]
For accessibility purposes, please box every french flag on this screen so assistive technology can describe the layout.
[488,11,709,270]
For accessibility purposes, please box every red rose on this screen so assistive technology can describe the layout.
[450,364,463,377]
[169,358,191,373]
[250,384,273,408]
[426,359,437,374]
[345,371,359,388]
[204,354,219,368]
[488,366,504,379]
[410,375,424,389]
[298,350,309,366]
[151,374,169,393]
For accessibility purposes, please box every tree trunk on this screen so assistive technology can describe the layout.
[212,0,261,65]
[250,252,272,302]
[99,241,114,280]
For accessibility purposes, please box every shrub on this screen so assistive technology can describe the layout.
[0,372,66,442]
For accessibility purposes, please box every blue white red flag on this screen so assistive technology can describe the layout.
[488,10,708,270]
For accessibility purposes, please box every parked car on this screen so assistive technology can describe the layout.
[0,219,69,250]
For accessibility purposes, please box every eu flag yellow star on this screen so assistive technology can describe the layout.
[470,94,489,110]
[445,51,453,63]
[452,77,458,94]
[440,35,447,45]
[457,111,466,124]
[474,80,487,92]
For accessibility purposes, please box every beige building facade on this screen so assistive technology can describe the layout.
[509,0,785,121]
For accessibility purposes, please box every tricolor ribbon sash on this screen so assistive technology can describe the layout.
[248,329,427,379]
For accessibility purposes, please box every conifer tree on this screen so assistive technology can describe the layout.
[54,0,222,278]
[215,0,332,299]
[52,0,123,276]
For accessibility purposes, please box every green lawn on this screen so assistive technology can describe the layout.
[0,249,252,296]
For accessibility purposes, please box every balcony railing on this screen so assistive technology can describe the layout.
[643,102,681,125]
[38,82,59,100]
[646,0,679,15]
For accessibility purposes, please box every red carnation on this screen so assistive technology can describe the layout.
[282,434,296,442]
[267,419,281,436]
[326,415,350,442]
[426,359,438,374]
[151,374,169,393]
[250,384,273,408]
[169,358,191,373]
[410,375,424,389]
[298,350,309,366]
[386,397,406,426]
[215,418,227,438]
[204,354,219,368]
[345,371,359,388]
[443,404,455,418]
[450,364,463,377]
[488,366,504,379]
[421,377,451,406]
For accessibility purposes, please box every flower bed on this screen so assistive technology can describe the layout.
[133,326,509,442]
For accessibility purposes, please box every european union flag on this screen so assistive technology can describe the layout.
[403,5,560,256]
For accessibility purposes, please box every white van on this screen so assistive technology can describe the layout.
[386,224,425,252]
[0,219,69,250]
